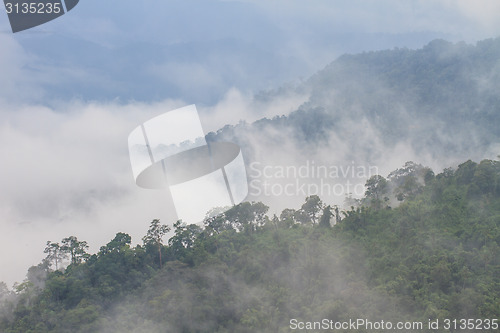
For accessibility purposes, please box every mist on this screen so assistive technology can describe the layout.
[1,0,499,330]
[2,38,500,288]
[95,233,411,333]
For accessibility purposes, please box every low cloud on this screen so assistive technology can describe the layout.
[0,100,185,286]
[0,88,308,286]
[199,86,308,132]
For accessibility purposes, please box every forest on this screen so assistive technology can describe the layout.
[210,38,500,168]
[0,157,498,332]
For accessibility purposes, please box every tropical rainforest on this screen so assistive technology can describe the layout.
[0,157,499,332]
[212,38,500,167]
[1,38,500,332]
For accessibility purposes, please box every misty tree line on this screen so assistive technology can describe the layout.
[39,195,326,275]
[44,237,90,270]
[0,158,499,332]
[209,39,500,181]
[41,159,489,272]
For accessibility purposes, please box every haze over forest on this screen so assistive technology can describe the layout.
[211,38,500,211]
[1,156,499,332]
[0,36,499,331]
[0,2,499,331]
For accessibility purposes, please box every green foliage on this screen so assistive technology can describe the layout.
[300,195,323,224]
[142,219,171,269]
[365,175,388,207]
[224,201,269,232]
[167,221,203,265]
[209,39,500,171]
[44,242,67,271]
[1,158,499,332]
[61,236,89,265]
[318,205,333,228]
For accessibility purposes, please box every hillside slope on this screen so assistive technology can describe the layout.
[1,158,499,332]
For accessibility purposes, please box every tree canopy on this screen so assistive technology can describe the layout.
[0,158,499,332]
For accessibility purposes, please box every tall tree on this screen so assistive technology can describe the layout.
[365,175,388,208]
[280,208,298,227]
[473,159,496,193]
[333,205,341,225]
[300,195,323,224]
[318,205,333,228]
[225,202,269,232]
[44,241,67,270]
[99,232,132,255]
[395,175,421,201]
[142,219,170,269]
[61,236,89,265]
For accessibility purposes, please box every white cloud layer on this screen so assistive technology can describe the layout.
[0,100,184,286]
[0,90,308,286]
[0,0,499,289]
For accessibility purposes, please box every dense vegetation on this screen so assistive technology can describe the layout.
[1,38,500,332]
[0,158,498,332]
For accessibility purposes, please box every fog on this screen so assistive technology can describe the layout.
[1,0,500,302]
[2,37,500,287]
[95,235,411,332]
[0,86,308,286]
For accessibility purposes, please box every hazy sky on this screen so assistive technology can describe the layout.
[0,0,499,286]
[1,0,500,103]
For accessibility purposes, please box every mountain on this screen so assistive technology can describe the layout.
[215,38,500,158]
[0,157,499,332]
[306,38,500,152]
[206,38,500,209]
[1,38,500,332]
